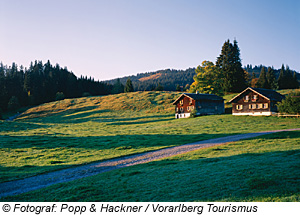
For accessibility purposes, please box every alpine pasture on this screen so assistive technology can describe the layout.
[1,91,300,201]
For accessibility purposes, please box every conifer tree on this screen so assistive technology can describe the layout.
[266,67,277,89]
[277,64,296,89]
[112,79,124,94]
[278,64,288,89]
[124,78,134,93]
[216,39,246,93]
[255,67,269,89]
[291,71,299,89]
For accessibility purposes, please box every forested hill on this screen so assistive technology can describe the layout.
[106,65,300,92]
[105,68,196,91]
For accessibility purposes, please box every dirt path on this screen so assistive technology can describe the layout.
[0,128,299,198]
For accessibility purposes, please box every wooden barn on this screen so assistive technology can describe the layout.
[172,93,225,118]
[229,87,285,116]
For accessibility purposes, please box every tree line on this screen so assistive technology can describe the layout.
[247,64,299,90]
[189,39,299,96]
[0,60,112,113]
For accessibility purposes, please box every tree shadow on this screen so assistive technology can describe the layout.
[17,105,102,122]
[131,149,300,202]
[0,121,50,133]
[0,133,231,150]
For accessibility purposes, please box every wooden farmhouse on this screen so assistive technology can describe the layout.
[172,93,225,118]
[229,87,285,116]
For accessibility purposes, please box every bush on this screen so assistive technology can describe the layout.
[189,109,197,118]
[55,92,65,101]
[277,92,300,114]
[7,96,20,111]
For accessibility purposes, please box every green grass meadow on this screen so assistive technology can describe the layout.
[2,131,300,202]
[1,91,300,201]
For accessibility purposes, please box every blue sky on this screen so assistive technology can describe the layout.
[1,0,299,80]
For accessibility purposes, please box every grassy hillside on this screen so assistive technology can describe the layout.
[0,91,300,201]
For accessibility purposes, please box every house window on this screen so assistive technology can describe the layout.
[249,104,256,109]
[236,104,243,110]
[252,95,258,101]
[176,107,178,112]
[187,106,194,112]
[180,107,184,112]
[263,103,268,109]
[189,98,193,105]
[257,103,263,109]
[244,95,249,102]
[180,100,183,106]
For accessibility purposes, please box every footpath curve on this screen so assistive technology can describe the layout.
[0,128,299,198]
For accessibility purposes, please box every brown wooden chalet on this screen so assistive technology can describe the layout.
[172,93,224,118]
[229,87,285,116]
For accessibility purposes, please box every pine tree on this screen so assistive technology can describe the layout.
[232,40,247,91]
[291,71,299,89]
[277,64,296,89]
[255,67,269,89]
[216,39,246,93]
[124,78,134,93]
[111,79,124,94]
[266,67,277,89]
[277,64,285,89]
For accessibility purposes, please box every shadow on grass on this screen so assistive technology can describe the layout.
[18,105,174,125]
[0,133,232,149]
[0,121,50,133]
[109,118,172,125]
[19,106,107,123]
[0,164,73,184]
[1,131,300,199]
[1,148,300,202]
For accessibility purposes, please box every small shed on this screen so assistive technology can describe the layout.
[172,93,224,118]
[229,87,285,116]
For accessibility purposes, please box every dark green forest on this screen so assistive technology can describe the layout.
[0,60,112,112]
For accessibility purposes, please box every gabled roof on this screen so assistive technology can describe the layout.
[229,87,285,103]
[172,93,224,105]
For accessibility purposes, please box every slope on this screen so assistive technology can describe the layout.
[105,68,195,91]
[1,91,300,186]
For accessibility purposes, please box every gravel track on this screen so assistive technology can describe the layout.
[0,128,299,198]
